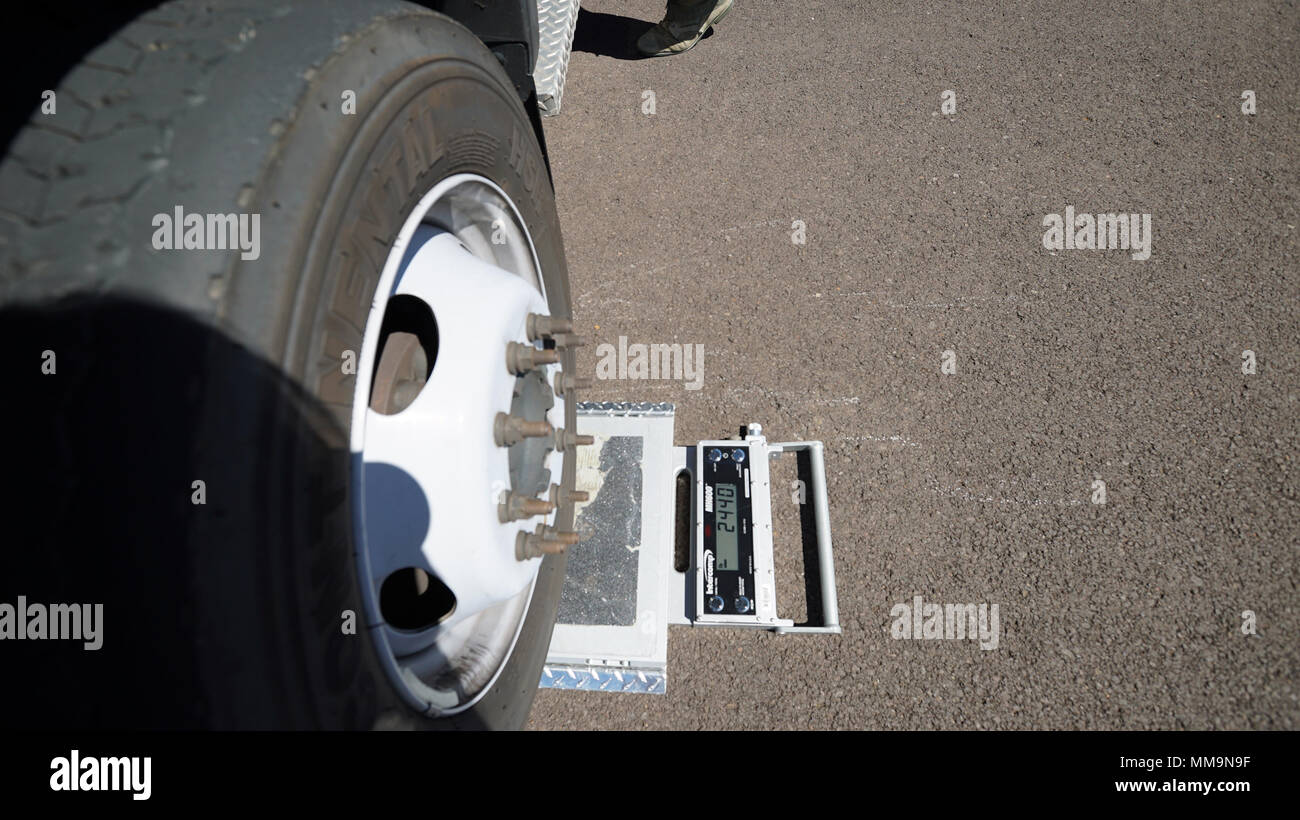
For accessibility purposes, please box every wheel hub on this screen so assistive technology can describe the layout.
[349,174,582,714]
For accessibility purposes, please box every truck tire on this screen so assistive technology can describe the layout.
[0,0,573,729]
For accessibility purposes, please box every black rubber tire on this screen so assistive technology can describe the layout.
[0,0,571,729]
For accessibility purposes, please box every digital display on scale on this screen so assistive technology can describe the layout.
[700,446,755,617]
[715,483,738,570]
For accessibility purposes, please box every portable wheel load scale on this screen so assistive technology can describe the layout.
[540,402,841,693]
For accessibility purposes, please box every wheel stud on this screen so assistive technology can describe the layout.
[553,371,593,397]
[516,524,581,560]
[526,313,574,341]
[553,427,594,450]
[498,491,556,523]
[549,482,589,506]
[494,412,554,446]
[553,332,587,349]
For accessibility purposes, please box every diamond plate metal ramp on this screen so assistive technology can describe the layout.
[540,665,667,694]
[534,0,581,116]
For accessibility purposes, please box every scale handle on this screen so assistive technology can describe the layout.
[770,440,841,635]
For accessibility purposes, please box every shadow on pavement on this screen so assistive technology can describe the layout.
[571,8,654,60]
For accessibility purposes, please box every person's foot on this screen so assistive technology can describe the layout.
[636,0,734,57]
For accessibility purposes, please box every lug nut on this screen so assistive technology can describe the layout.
[506,342,561,374]
[495,412,554,446]
[553,372,593,397]
[516,524,581,560]
[498,491,556,523]
[553,427,594,450]
[526,313,574,341]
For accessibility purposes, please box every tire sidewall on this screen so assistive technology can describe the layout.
[203,9,572,729]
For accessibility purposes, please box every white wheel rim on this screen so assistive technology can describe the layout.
[350,173,563,715]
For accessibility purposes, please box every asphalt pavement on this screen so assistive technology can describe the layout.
[527,0,1298,729]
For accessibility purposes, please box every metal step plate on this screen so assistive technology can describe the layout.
[540,402,676,692]
[534,0,581,116]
